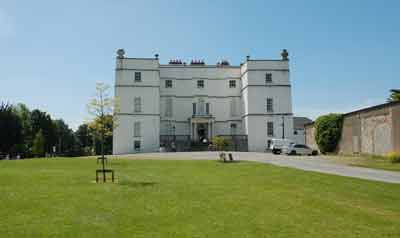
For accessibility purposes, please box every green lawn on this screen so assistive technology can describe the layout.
[1,158,400,237]
[325,155,400,172]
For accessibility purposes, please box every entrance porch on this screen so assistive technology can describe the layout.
[189,116,214,143]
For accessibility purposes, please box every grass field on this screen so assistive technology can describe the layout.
[1,158,400,237]
[325,155,400,172]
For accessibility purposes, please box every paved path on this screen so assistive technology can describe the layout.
[114,152,400,184]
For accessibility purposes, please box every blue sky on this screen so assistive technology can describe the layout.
[1,0,399,129]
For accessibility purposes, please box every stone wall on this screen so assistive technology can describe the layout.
[304,124,318,150]
[305,102,400,155]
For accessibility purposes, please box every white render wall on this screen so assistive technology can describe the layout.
[113,54,294,154]
[241,60,293,152]
[113,58,160,154]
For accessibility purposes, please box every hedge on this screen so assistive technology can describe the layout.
[315,113,343,154]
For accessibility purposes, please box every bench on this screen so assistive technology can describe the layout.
[219,152,234,162]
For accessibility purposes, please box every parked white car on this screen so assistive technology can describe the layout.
[268,138,294,154]
[283,144,318,156]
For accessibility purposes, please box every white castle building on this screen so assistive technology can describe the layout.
[113,49,294,154]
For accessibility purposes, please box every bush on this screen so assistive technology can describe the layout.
[315,113,343,154]
[212,136,232,151]
[386,152,400,163]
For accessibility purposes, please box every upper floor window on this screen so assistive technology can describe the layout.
[265,73,272,83]
[198,98,205,115]
[197,80,204,88]
[134,121,141,137]
[135,72,142,82]
[165,80,173,88]
[230,98,237,116]
[266,98,273,112]
[206,103,210,115]
[229,80,236,88]
[165,97,173,117]
[134,97,142,113]
[192,103,197,115]
[267,122,274,136]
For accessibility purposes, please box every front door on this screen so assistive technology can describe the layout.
[197,123,207,143]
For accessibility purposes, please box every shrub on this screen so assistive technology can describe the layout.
[315,113,343,154]
[386,152,400,163]
[212,136,232,151]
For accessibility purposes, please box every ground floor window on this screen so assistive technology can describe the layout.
[134,140,141,151]
[267,122,274,136]
[230,123,237,135]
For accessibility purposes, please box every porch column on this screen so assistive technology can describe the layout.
[210,121,213,139]
[207,121,211,140]
[193,123,197,141]
[189,121,192,140]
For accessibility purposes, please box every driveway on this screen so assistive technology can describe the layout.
[115,152,400,184]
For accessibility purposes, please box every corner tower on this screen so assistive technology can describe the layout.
[113,50,160,154]
[240,50,294,151]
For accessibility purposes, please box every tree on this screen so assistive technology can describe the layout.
[32,130,45,157]
[75,123,93,155]
[87,82,119,182]
[88,115,114,155]
[30,109,57,154]
[315,113,343,154]
[0,103,23,155]
[388,89,400,102]
[87,82,119,157]
[53,119,78,156]
[13,103,32,156]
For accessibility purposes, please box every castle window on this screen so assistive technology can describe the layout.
[135,72,142,82]
[197,80,204,88]
[198,98,205,115]
[134,121,141,137]
[192,103,197,115]
[230,98,237,116]
[267,122,274,136]
[265,73,272,83]
[134,97,142,112]
[229,80,236,88]
[165,97,173,117]
[165,80,173,88]
[266,98,273,112]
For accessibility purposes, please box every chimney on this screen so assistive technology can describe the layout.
[281,49,289,61]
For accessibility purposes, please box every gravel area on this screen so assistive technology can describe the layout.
[113,152,400,184]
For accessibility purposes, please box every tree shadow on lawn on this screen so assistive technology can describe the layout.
[118,180,157,187]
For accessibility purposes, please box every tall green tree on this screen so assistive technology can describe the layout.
[75,123,94,155]
[0,103,23,154]
[53,119,78,155]
[388,89,400,102]
[30,109,57,154]
[32,130,45,157]
[13,103,32,156]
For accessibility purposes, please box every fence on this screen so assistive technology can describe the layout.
[160,135,191,152]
